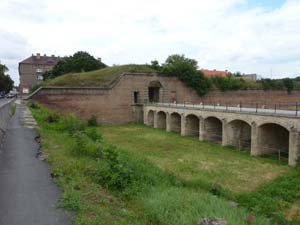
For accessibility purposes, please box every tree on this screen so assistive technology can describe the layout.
[160,54,211,96]
[150,60,161,71]
[43,51,107,80]
[161,54,198,78]
[0,62,14,93]
[283,78,294,94]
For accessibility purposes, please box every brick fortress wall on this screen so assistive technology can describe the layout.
[31,73,300,123]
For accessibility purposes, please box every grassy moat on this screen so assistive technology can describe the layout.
[30,104,300,225]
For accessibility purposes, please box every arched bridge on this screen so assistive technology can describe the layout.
[144,103,300,167]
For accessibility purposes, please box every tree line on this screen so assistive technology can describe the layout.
[41,51,299,96]
[150,54,299,95]
[0,63,14,94]
[43,51,107,80]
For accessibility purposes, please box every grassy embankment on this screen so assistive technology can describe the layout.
[45,64,156,87]
[30,104,300,225]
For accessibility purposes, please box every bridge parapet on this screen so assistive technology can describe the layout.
[144,103,300,167]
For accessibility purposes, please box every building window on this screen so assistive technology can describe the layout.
[133,91,139,104]
[37,75,43,81]
[36,68,43,73]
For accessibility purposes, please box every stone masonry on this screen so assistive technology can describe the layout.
[144,104,300,167]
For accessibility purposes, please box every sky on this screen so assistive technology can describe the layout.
[0,0,299,85]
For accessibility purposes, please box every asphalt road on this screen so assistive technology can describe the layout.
[0,103,71,225]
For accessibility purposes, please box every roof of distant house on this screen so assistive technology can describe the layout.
[19,53,61,65]
[200,69,229,77]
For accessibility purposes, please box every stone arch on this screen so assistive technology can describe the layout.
[147,110,154,126]
[204,116,223,143]
[256,120,289,131]
[148,80,163,103]
[257,123,289,157]
[170,112,181,133]
[185,114,199,137]
[227,119,251,150]
[157,111,167,129]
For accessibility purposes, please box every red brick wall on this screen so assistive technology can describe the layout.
[198,90,300,109]
[31,74,202,124]
[32,74,300,123]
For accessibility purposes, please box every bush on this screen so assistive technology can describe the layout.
[44,112,60,123]
[87,115,97,126]
[85,127,102,142]
[141,187,271,225]
[63,114,85,135]
[159,54,211,96]
[44,51,107,79]
[208,75,248,91]
[96,146,180,197]
[70,131,104,158]
[238,170,300,224]
[29,102,40,109]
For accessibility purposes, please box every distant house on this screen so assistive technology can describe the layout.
[19,53,61,93]
[200,69,229,77]
[241,73,257,81]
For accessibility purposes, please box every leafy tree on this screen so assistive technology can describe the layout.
[161,54,198,78]
[43,51,107,80]
[160,54,211,96]
[283,78,293,94]
[0,62,14,93]
[261,78,273,90]
[150,60,161,71]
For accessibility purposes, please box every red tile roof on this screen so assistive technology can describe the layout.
[200,69,229,77]
[19,54,61,66]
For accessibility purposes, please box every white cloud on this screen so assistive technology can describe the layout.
[0,0,300,84]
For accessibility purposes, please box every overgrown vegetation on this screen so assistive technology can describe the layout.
[45,64,156,87]
[260,78,296,93]
[238,170,300,224]
[208,74,258,91]
[151,54,300,95]
[87,115,97,126]
[30,104,275,225]
[153,54,211,96]
[100,124,300,225]
[0,62,14,93]
[39,53,300,97]
[43,51,107,80]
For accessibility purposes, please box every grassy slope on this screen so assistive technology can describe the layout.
[31,105,272,225]
[46,64,156,87]
[100,124,289,193]
[100,124,300,223]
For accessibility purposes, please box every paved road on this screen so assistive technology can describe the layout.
[0,102,71,225]
[154,103,300,118]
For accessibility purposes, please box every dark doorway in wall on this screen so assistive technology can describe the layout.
[134,91,139,104]
[148,81,162,103]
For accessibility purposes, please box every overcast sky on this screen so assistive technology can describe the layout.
[0,0,300,85]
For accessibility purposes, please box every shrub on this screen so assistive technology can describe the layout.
[84,127,102,142]
[159,54,211,96]
[63,114,85,135]
[87,115,97,126]
[141,187,271,225]
[29,102,40,109]
[44,112,60,123]
[238,170,300,224]
[70,131,103,158]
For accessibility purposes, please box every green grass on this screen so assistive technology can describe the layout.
[99,124,300,224]
[30,104,274,225]
[99,124,290,193]
[46,64,156,87]
[11,103,16,115]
